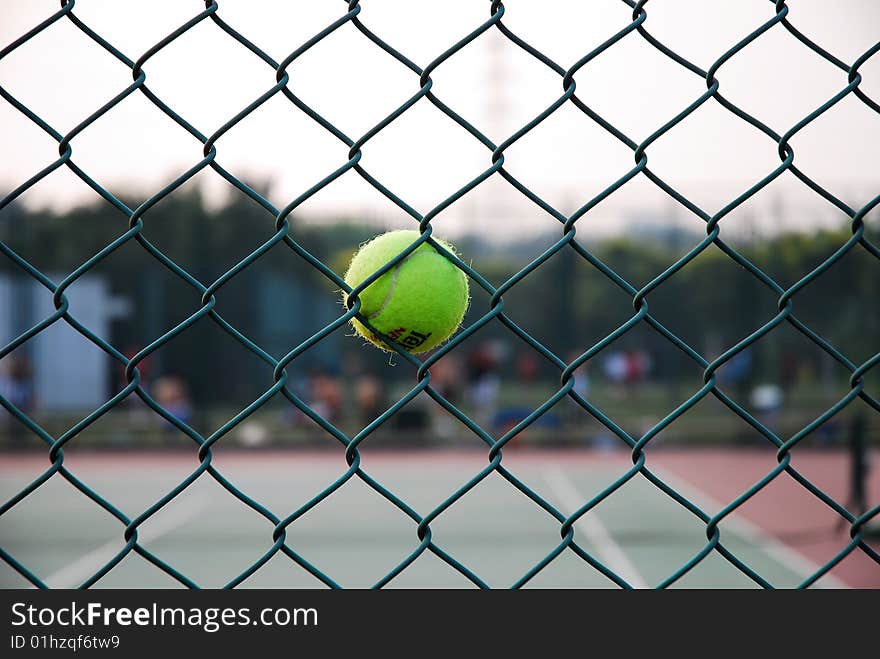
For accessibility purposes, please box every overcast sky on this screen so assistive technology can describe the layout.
[1,0,878,239]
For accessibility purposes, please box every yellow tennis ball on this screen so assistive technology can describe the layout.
[343,230,469,353]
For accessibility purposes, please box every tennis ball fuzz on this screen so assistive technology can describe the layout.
[343,230,469,353]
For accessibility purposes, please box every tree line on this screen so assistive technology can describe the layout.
[1,188,876,404]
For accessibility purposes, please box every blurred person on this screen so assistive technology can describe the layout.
[119,344,154,392]
[718,345,753,400]
[117,345,155,432]
[308,367,343,424]
[430,353,464,404]
[152,374,193,434]
[571,364,590,401]
[564,349,591,432]
[779,351,800,394]
[602,350,627,385]
[466,343,500,432]
[624,349,652,387]
[354,374,385,428]
[601,350,628,401]
[0,354,36,444]
[836,412,870,535]
[281,371,312,426]
[429,354,464,439]
[516,351,539,383]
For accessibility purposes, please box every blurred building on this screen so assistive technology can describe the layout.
[0,274,129,412]
[253,272,340,368]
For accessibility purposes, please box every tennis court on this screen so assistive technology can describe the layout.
[2,0,879,596]
[2,447,876,589]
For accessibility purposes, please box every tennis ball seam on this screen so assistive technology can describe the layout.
[364,251,437,321]
[364,255,405,321]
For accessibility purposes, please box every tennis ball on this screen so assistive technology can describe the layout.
[343,230,469,353]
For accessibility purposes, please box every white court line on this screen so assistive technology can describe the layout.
[653,467,847,589]
[45,493,210,588]
[542,466,648,588]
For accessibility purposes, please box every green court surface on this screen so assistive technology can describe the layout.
[0,451,842,589]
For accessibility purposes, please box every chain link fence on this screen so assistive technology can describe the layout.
[1,0,878,588]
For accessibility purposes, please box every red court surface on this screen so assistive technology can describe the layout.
[651,448,880,589]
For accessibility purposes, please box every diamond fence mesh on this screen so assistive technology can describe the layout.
[0,0,878,588]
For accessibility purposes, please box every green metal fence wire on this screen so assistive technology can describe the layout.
[1,0,878,589]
